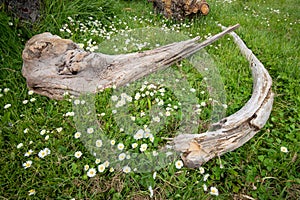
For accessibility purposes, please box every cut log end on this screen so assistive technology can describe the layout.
[149,0,210,20]
[199,2,209,15]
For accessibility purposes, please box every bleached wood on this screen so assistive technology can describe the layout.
[21,24,273,168]
[22,24,239,100]
[172,25,274,167]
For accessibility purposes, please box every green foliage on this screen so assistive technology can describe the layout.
[0,0,299,199]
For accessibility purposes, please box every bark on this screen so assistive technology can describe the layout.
[149,0,210,20]
[22,24,239,100]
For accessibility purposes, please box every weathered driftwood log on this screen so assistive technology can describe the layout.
[22,24,273,168]
[22,24,239,100]
[173,25,274,167]
[149,0,209,20]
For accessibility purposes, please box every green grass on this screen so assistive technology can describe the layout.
[0,0,299,199]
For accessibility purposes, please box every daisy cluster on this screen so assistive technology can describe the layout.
[19,121,64,171]
[59,12,218,54]
[70,80,187,174]
[10,12,223,197]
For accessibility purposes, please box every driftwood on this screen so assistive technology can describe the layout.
[173,25,274,167]
[149,0,209,20]
[22,24,273,168]
[22,24,239,100]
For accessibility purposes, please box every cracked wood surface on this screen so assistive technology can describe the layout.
[22,24,239,100]
[22,24,273,168]
[172,25,274,168]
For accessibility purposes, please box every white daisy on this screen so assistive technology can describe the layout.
[140,144,148,152]
[74,151,82,158]
[87,127,94,134]
[122,166,131,173]
[203,173,210,181]
[74,132,81,139]
[38,149,47,158]
[87,168,97,177]
[134,129,144,140]
[203,184,208,191]
[24,149,34,157]
[104,161,110,167]
[95,158,101,164]
[199,167,205,174]
[28,189,36,196]
[65,111,75,116]
[152,116,160,122]
[3,88,10,93]
[143,132,150,138]
[74,99,81,105]
[117,143,124,150]
[98,164,106,172]
[84,165,89,171]
[210,186,219,196]
[23,160,32,169]
[95,140,103,147]
[109,167,114,172]
[132,143,138,149]
[135,93,141,100]
[149,135,155,143]
[165,111,171,116]
[110,140,116,145]
[175,160,183,169]
[30,98,36,102]
[56,127,63,133]
[28,90,34,95]
[40,129,46,135]
[118,153,126,161]
[44,148,51,155]
[17,143,23,149]
[280,146,288,153]
[4,104,11,109]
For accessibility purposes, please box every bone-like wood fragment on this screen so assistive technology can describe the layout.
[22,24,239,100]
[172,25,274,168]
[21,24,273,168]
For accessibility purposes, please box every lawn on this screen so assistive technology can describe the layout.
[0,0,299,199]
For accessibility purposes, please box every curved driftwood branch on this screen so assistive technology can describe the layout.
[22,24,273,168]
[173,25,274,167]
[22,24,239,99]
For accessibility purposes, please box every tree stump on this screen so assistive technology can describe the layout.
[149,0,210,20]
